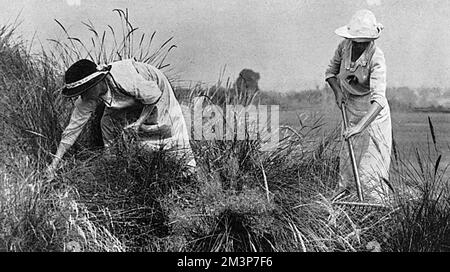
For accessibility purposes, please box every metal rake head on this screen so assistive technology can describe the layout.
[330,190,394,214]
[332,200,392,214]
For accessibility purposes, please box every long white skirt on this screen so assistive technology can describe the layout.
[340,93,392,202]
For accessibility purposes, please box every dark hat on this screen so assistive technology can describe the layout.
[61,59,111,98]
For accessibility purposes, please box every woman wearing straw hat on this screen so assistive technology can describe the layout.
[325,10,392,203]
[47,58,196,175]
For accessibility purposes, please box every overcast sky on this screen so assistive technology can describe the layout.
[1,0,450,92]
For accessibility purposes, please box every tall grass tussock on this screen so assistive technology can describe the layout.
[0,10,449,252]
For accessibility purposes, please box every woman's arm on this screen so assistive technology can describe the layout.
[123,104,156,132]
[325,40,346,108]
[122,63,162,132]
[343,47,387,139]
[46,97,97,176]
[343,101,382,139]
[46,142,72,177]
[326,77,344,109]
[136,104,155,125]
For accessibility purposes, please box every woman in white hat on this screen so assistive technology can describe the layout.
[47,58,196,176]
[325,10,392,203]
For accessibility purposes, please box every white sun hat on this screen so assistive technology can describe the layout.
[335,10,384,40]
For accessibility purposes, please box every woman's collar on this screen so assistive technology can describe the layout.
[345,40,375,71]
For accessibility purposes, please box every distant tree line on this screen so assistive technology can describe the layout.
[256,86,450,112]
[173,82,450,113]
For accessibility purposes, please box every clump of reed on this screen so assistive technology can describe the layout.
[1,9,449,252]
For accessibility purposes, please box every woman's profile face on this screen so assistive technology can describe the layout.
[81,79,108,102]
[351,40,371,50]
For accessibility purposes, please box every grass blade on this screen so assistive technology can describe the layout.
[428,116,438,153]
[434,155,442,177]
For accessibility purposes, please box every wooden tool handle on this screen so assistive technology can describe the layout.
[341,103,364,202]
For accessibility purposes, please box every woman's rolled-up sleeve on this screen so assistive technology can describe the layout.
[131,74,162,105]
[369,48,388,109]
[60,97,98,145]
[109,59,162,105]
[325,40,345,80]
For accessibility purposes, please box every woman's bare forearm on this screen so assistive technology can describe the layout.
[326,77,344,108]
[326,77,342,97]
[135,104,156,125]
[356,101,383,131]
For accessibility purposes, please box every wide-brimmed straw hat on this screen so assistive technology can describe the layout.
[335,10,384,40]
[61,59,111,98]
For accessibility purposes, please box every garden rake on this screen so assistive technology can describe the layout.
[332,102,388,212]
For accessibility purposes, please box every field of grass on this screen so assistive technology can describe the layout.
[1,11,449,252]
[281,108,450,169]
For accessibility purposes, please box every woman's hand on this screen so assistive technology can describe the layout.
[343,101,383,140]
[124,121,143,133]
[124,104,156,133]
[343,124,363,140]
[45,160,59,181]
[335,91,344,109]
[44,142,70,181]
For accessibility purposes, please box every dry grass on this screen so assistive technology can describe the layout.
[0,10,449,252]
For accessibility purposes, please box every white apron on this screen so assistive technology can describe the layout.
[332,40,392,202]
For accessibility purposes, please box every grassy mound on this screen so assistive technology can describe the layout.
[1,11,449,252]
